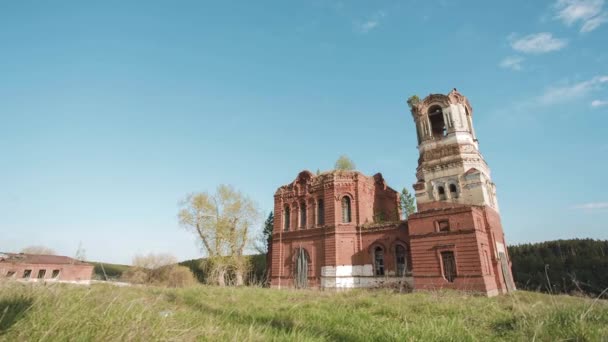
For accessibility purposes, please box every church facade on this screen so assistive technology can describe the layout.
[269,89,515,296]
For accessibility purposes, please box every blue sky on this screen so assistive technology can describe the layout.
[1,0,607,264]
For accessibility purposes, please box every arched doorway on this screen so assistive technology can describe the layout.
[294,248,309,289]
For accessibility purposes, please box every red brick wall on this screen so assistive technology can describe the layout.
[270,171,513,296]
[408,206,513,294]
[1,262,94,282]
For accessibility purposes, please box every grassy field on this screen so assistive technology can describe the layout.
[1,281,607,341]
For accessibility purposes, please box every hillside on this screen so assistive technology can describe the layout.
[1,282,607,341]
[89,261,132,280]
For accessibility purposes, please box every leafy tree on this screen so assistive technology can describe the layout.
[254,212,274,254]
[178,185,260,286]
[334,155,356,171]
[263,212,274,253]
[21,246,56,255]
[399,188,416,219]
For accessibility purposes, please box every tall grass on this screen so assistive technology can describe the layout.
[1,280,607,341]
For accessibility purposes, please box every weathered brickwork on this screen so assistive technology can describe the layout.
[0,253,95,284]
[269,89,515,296]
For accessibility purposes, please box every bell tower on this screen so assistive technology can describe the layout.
[410,89,498,212]
[407,88,515,296]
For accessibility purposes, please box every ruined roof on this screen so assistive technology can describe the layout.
[0,252,89,265]
[410,88,473,118]
[275,169,394,195]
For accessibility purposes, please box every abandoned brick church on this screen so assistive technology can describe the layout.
[269,89,515,296]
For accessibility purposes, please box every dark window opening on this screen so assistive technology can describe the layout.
[52,270,60,278]
[374,247,385,276]
[300,202,306,228]
[438,186,446,200]
[396,245,407,276]
[284,206,290,231]
[441,251,457,282]
[317,199,325,226]
[6,271,15,277]
[428,105,446,138]
[341,196,352,223]
[437,220,450,232]
[449,184,457,194]
[23,269,32,279]
[37,269,46,279]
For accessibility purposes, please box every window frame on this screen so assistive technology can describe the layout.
[299,202,307,228]
[283,205,291,231]
[437,186,446,200]
[395,244,408,277]
[37,269,46,279]
[440,251,457,282]
[373,246,385,276]
[341,196,352,223]
[52,270,61,279]
[436,220,450,232]
[316,199,325,226]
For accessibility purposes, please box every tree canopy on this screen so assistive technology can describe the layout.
[334,155,356,171]
[399,188,416,219]
[178,184,260,286]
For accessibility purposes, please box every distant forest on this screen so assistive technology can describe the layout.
[509,239,608,296]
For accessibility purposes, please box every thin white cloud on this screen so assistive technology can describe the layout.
[360,20,378,32]
[554,0,608,32]
[510,33,568,54]
[581,11,608,31]
[537,75,608,105]
[573,202,608,209]
[355,10,386,33]
[499,56,524,70]
[591,99,608,107]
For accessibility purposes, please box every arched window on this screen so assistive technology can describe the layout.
[395,245,407,276]
[317,199,325,226]
[441,251,457,282]
[299,202,306,228]
[428,105,446,138]
[283,206,290,231]
[449,184,458,198]
[438,186,446,200]
[374,247,385,276]
[341,196,352,223]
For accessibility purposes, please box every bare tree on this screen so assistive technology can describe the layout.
[21,246,56,255]
[123,252,196,287]
[132,253,177,269]
[178,184,260,286]
[74,241,86,261]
